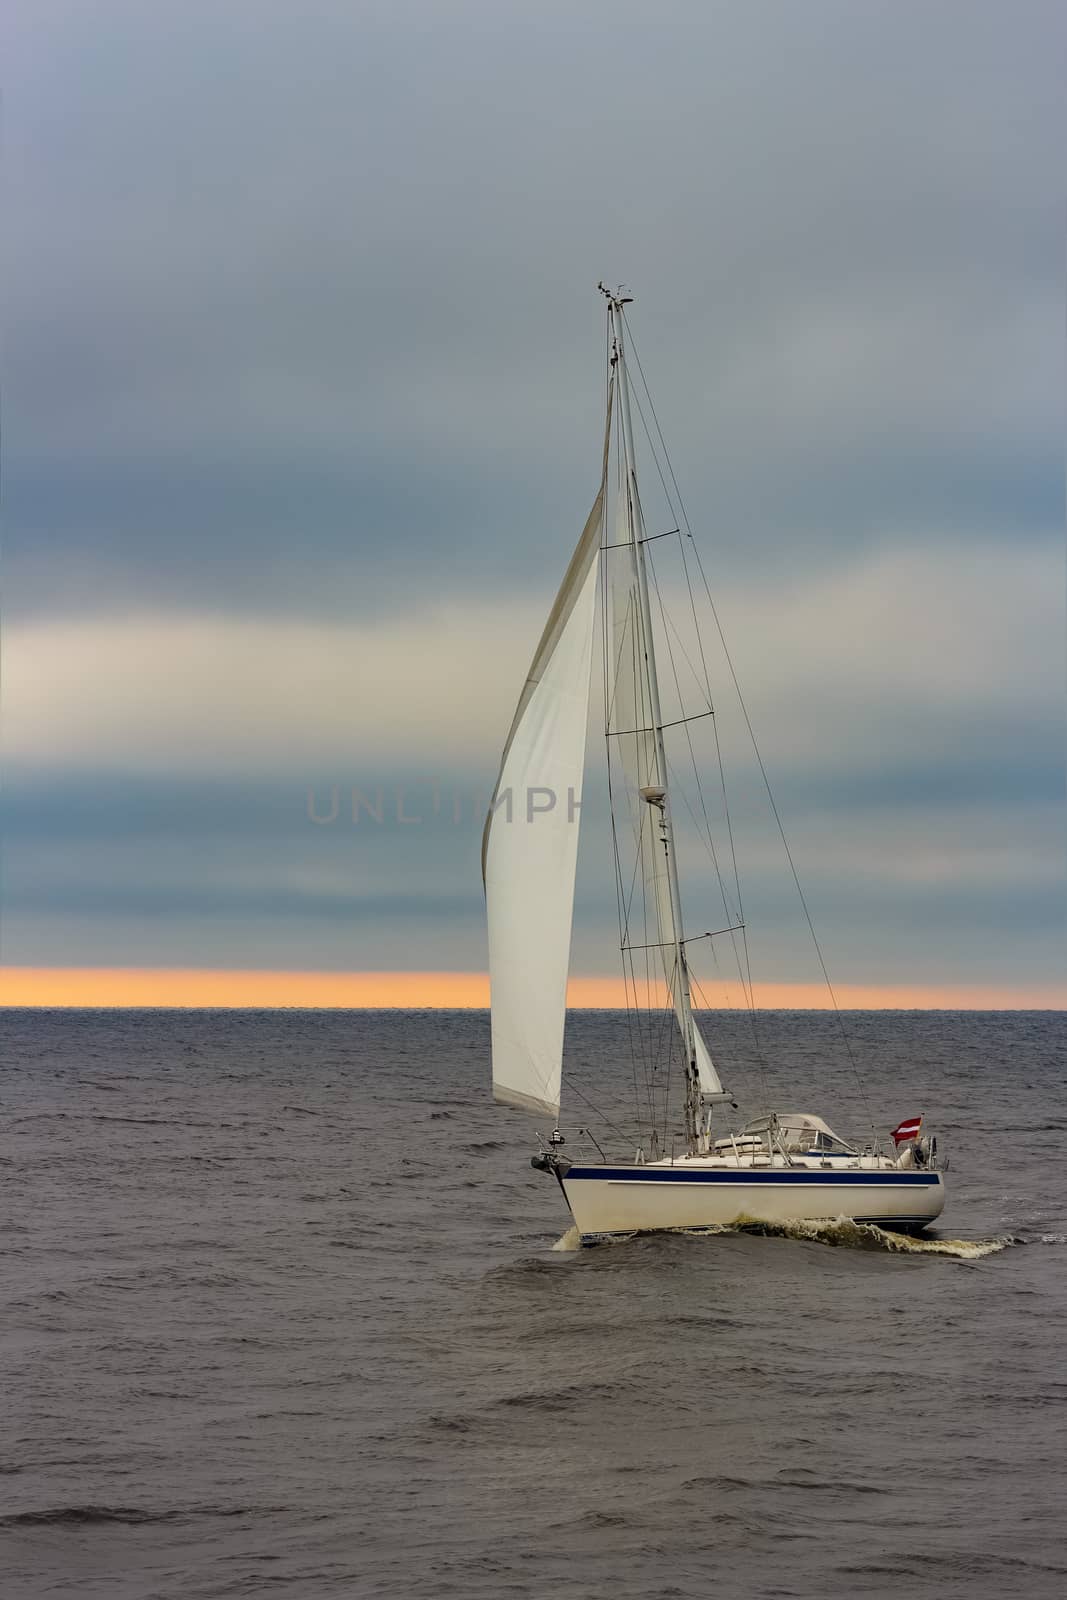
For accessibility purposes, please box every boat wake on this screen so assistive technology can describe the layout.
[553,1218,1015,1259]
[728,1217,1014,1258]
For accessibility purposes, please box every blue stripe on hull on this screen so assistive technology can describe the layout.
[565,1166,940,1187]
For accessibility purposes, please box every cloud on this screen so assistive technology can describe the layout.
[3,535,1060,981]
[2,0,1062,619]
[5,539,1058,777]
[2,0,1062,988]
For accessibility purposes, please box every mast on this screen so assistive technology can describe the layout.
[604,289,702,1151]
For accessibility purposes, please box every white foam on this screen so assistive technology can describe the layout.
[555,1216,1015,1258]
[732,1217,1015,1258]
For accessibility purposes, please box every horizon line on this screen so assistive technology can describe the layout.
[1,967,1064,1011]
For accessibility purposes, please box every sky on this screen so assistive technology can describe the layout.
[1,0,1064,1007]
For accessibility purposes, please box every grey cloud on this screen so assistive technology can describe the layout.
[2,740,1061,984]
[3,0,1062,618]
[3,0,1062,989]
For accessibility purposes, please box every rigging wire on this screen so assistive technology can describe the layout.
[627,374,742,917]
[562,1070,641,1147]
[645,539,741,932]
[628,445,669,1137]
[560,352,654,1152]
[620,306,876,1134]
[603,553,645,1138]
[603,382,653,1141]
[604,340,690,1150]
[627,369,766,1079]
[644,535,768,1094]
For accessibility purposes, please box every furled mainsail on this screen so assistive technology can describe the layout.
[604,475,723,1099]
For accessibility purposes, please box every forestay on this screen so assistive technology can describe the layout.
[482,379,615,1119]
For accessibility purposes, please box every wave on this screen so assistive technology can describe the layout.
[554,1217,1015,1258]
[0,1504,285,1528]
[1,1507,177,1528]
[493,1380,625,1414]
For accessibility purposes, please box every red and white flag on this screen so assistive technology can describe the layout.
[891,1115,923,1146]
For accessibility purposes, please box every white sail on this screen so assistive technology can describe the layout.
[482,386,613,1119]
[691,1019,722,1098]
[605,480,724,1099]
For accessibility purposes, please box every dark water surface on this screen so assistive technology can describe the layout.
[2,1008,1065,1599]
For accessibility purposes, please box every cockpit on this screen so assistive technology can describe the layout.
[716,1112,859,1159]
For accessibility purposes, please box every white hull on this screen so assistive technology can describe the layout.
[560,1162,945,1241]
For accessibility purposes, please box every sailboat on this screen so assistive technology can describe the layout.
[482,286,946,1244]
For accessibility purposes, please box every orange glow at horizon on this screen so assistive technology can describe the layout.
[1,967,1063,1010]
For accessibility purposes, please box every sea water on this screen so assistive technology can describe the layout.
[2,1008,1064,1598]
